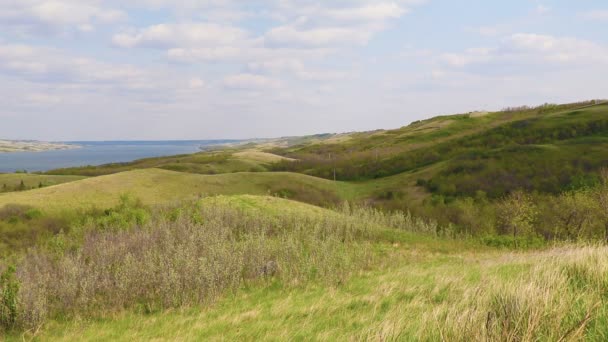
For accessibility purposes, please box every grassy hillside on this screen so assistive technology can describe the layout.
[25,245,608,341]
[3,100,608,340]
[271,101,608,198]
[0,174,86,193]
[4,195,607,341]
[0,169,356,211]
[44,150,294,177]
[40,101,608,205]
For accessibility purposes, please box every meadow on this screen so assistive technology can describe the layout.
[2,195,606,341]
[2,100,608,340]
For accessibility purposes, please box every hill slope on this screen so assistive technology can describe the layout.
[0,174,86,193]
[0,169,356,211]
[270,101,608,199]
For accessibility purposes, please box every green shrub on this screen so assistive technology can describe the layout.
[0,265,19,331]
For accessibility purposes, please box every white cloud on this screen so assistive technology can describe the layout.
[264,25,373,47]
[247,58,350,81]
[223,73,282,89]
[0,43,176,95]
[188,77,205,89]
[324,3,406,21]
[440,33,608,71]
[579,10,608,21]
[113,23,249,49]
[441,48,494,67]
[0,0,126,34]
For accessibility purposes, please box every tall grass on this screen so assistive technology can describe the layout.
[5,198,441,332]
[336,202,448,236]
[363,245,608,341]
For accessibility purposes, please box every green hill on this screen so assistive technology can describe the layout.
[44,150,294,177]
[3,100,608,340]
[0,169,356,211]
[41,101,608,205]
[4,195,607,341]
[271,101,608,199]
[0,174,86,193]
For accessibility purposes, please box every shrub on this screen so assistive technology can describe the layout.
[11,200,392,329]
[0,266,19,331]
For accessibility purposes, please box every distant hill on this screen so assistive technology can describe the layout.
[0,140,78,153]
[39,99,608,204]
[270,100,608,199]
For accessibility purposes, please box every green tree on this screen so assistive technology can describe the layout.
[551,190,594,240]
[594,168,608,242]
[497,190,537,240]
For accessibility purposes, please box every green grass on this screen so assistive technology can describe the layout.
[0,169,359,212]
[271,101,608,199]
[0,174,86,193]
[12,242,607,341]
[44,150,292,177]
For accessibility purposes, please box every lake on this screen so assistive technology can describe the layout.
[0,140,239,173]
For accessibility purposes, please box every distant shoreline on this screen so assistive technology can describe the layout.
[0,140,81,153]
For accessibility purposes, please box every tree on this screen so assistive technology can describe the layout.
[594,168,608,242]
[497,190,537,240]
[550,190,594,240]
[17,180,26,191]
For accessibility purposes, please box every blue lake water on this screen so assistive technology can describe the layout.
[0,140,239,173]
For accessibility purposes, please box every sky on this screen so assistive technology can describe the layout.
[1,0,608,141]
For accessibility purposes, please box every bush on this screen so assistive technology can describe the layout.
[0,266,19,331]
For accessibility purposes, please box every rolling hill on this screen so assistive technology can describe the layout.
[0,169,356,211]
[3,100,608,341]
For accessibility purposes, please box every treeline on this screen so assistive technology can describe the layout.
[1,181,46,193]
[500,99,604,113]
[419,142,608,198]
[272,105,608,198]
[409,169,608,244]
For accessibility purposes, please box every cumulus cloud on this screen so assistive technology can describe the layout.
[325,2,406,22]
[0,43,186,99]
[222,73,282,89]
[112,23,249,49]
[0,0,126,34]
[264,25,374,47]
[440,33,608,73]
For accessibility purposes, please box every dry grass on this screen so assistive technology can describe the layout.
[6,196,419,332]
[362,245,608,341]
[0,174,86,192]
[232,151,295,163]
[0,169,358,211]
[15,244,608,341]
[2,194,607,340]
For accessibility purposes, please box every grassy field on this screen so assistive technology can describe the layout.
[3,101,608,340]
[44,150,293,177]
[23,246,608,341]
[0,169,359,211]
[0,174,86,193]
[5,196,606,341]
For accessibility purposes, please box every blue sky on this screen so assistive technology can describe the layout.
[1,0,607,140]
